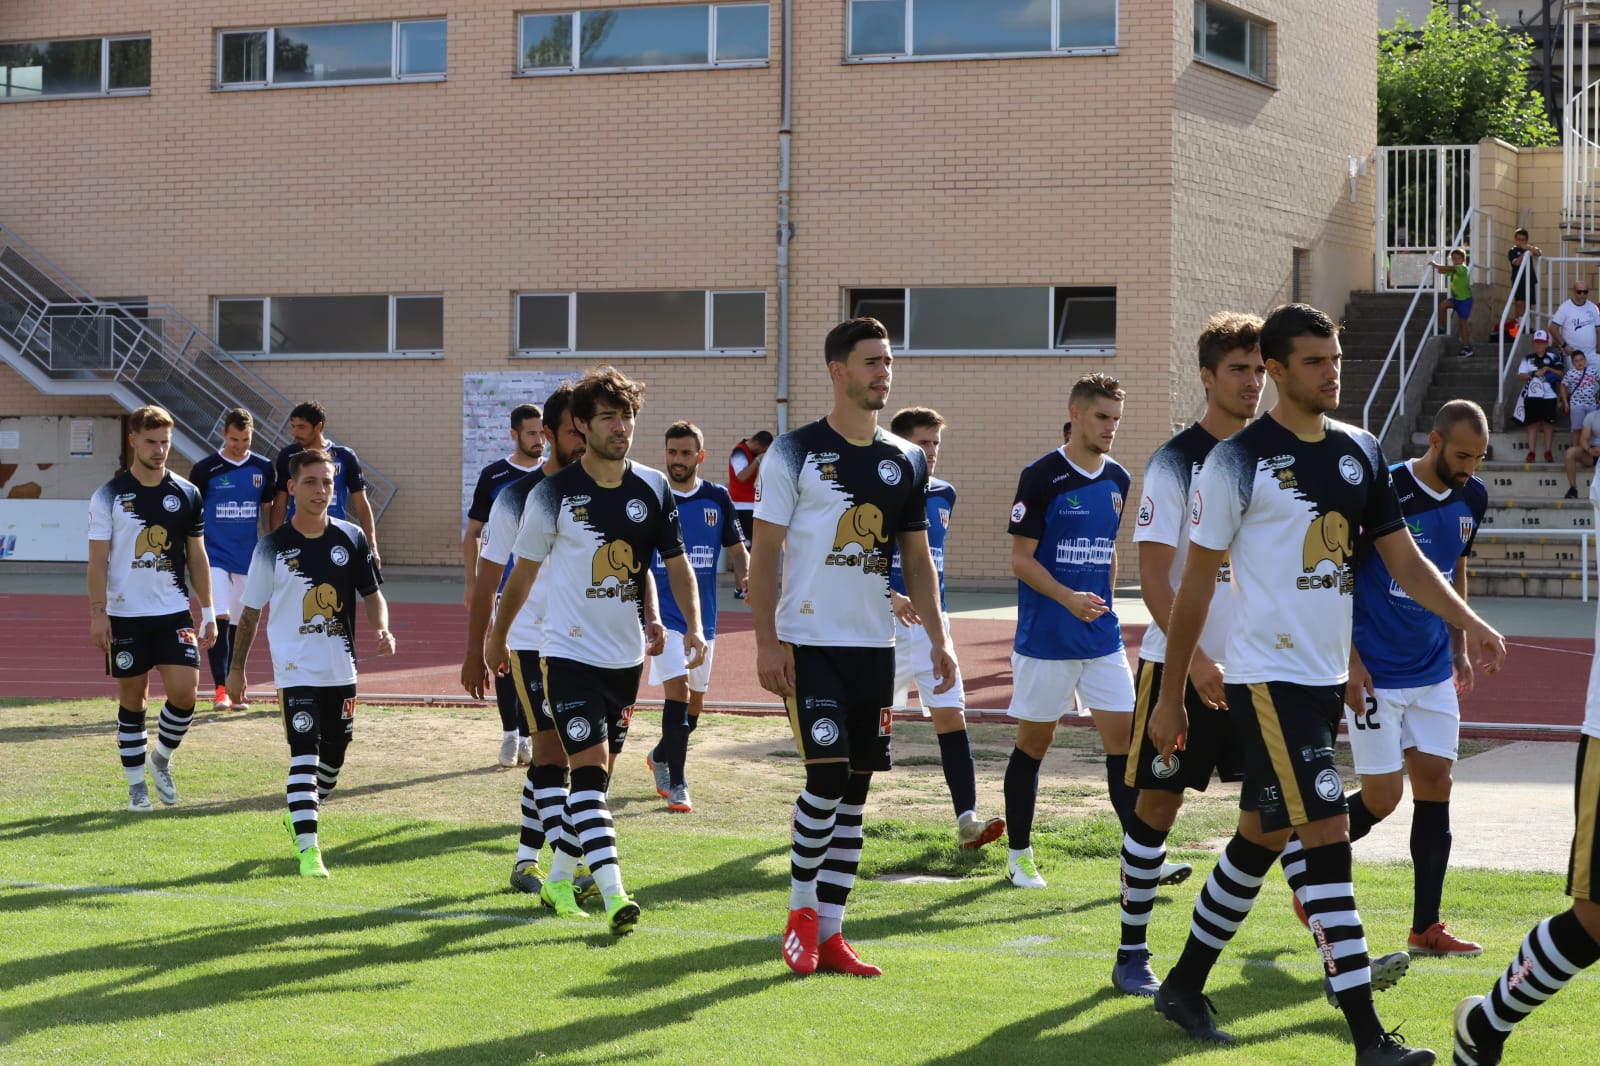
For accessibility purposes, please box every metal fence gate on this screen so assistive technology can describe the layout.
[1375,144,1479,291]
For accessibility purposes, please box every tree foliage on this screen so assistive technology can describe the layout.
[1378,1,1559,147]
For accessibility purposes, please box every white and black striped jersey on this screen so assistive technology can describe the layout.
[511,460,685,669]
[1133,424,1235,665]
[1189,414,1404,687]
[754,418,930,648]
[88,470,204,618]
[242,518,381,689]
[480,468,550,652]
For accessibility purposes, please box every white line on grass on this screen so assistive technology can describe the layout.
[5,878,1590,984]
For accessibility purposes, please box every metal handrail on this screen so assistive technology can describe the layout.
[0,223,397,518]
[1497,251,1538,406]
[1363,206,1481,442]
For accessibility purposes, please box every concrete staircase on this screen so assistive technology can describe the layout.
[1338,291,1433,459]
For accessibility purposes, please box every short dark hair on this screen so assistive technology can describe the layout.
[222,407,254,432]
[824,317,889,364]
[1515,227,1530,239]
[289,447,335,478]
[1197,311,1263,374]
[890,407,945,437]
[1260,303,1341,366]
[571,365,646,423]
[1068,373,1124,413]
[510,403,543,431]
[289,401,327,427]
[752,430,774,446]
[1061,421,1071,442]
[543,383,576,430]
[1433,399,1488,439]
[665,420,704,448]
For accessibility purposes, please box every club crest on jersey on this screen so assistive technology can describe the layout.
[703,507,719,527]
[566,717,592,742]
[810,718,840,746]
[1338,455,1363,485]
[114,651,134,670]
[1137,496,1154,527]
[1314,768,1344,802]
[877,460,902,486]
[625,499,648,523]
[1151,754,1179,780]
[330,546,349,566]
[291,711,314,733]
[1110,491,1123,516]
[162,494,181,512]
[252,473,264,488]
[1460,516,1474,543]
[937,507,950,529]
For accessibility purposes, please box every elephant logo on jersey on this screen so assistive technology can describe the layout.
[134,525,170,559]
[832,502,886,552]
[1301,511,1351,573]
[302,583,343,623]
[592,540,642,586]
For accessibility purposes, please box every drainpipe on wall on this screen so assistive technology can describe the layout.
[775,0,793,435]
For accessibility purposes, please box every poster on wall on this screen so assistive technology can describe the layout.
[462,369,580,529]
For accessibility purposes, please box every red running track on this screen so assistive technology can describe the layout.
[0,593,1588,729]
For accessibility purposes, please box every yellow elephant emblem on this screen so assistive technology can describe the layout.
[592,539,642,586]
[1302,511,1352,573]
[832,502,886,552]
[134,525,170,558]
[302,582,343,623]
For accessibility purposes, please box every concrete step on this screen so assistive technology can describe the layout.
[1479,498,1597,531]
[1465,566,1597,598]
[1478,462,1591,497]
[1470,532,1591,566]
[1413,431,1579,462]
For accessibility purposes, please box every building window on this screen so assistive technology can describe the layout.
[216,295,444,358]
[1292,248,1311,303]
[0,36,151,99]
[515,291,766,355]
[847,0,1116,62]
[1193,1,1269,83]
[217,20,446,88]
[519,4,769,74]
[845,286,1115,355]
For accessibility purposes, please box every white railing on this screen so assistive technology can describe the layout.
[1565,1,1600,242]
[1471,528,1596,603]
[1364,207,1483,444]
[1495,255,1599,406]
[1376,144,1482,291]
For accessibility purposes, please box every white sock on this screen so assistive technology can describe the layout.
[296,832,318,852]
[818,903,844,941]
[124,764,145,786]
[154,742,175,763]
[594,863,625,900]
[548,847,579,882]
[789,881,819,911]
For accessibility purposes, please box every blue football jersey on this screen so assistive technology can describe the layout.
[650,480,742,640]
[274,440,367,521]
[889,476,955,609]
[1007,449,1130,660]
[1352,461,1487,688]
[189,451,275,575]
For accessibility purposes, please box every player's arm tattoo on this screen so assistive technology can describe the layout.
[232,606,262,671]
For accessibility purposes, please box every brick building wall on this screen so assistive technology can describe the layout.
[0,1,1379,583]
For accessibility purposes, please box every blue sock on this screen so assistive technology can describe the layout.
[937,729,977,818]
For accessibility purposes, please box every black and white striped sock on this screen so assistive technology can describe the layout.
[287,753,319,851]
[1301,841,1381,1050]
[154,700,193,761]
[1168,833,1278,990]
[569,765,622,898]
[1479,909,1600,1037]
[1119,813,1169,956]
[116,705,146,786]
[817,772,871,942]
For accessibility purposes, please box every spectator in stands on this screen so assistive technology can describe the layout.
[1516,330,1565,463]
[1563,402,1600,500]
[1562,350,1599,450]
[1431,248,1474,358]
[1506,228,1542,338]
[1552,281,1600,361]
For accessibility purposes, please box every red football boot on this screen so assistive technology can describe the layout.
[782,908,819,974]
[816,933,882,977]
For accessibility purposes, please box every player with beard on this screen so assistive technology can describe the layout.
[1146,303,1505,1066]
[1112,312,1264,995]
[464,402,545,767]
[89,405,217,812]
[643,421,748,813]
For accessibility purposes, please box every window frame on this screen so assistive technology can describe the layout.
[215,19,447,90]
[1192,0,1272,86]
[214,294,445,360]
[843,285,1116,357]
[516,3,770,76]
[844,0,1118,64]
[513,289,767,358]
[0,34,152,101]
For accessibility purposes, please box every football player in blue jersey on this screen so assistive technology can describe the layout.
[189,407,275,711]
[886,406,1003,849]
[269,401,380,568]
[1004,373,1135,889]
[1278,400,1490,961]
[643,421,748,813]
[463,401,545,767]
